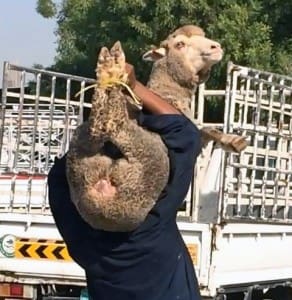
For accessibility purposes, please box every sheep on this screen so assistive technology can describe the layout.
[143,25,247,152]
[66,25,246,232]
[66,42,169,232]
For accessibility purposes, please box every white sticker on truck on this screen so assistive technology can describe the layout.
[0,234,15,258]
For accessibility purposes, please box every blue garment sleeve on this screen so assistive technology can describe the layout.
[138,114,202,220]
[48,156,98,268]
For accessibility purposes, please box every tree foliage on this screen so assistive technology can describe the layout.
[37,0,292,88]
[36,0,57,18]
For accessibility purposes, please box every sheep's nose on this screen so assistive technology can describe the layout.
[211,42,221,50]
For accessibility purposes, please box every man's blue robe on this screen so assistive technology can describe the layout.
[48,114,202,300]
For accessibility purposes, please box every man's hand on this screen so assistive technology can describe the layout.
[125,62,179,115]
[125,63,137,89]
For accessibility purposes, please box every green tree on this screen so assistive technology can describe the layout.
[37,0,292,86]
[36,0,57,18]
[36,0,291,122]
[261,0,292,75]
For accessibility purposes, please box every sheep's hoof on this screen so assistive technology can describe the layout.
[220,135,248,153]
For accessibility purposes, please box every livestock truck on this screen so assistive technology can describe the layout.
[0,61,291,299]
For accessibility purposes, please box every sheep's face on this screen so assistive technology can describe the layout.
[143,29,223,87]
[168,34,223,69]
[165,34,223,86]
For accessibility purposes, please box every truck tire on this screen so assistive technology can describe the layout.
[264,286,292,300]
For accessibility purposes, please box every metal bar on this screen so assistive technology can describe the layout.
[238,65,292,81]
[30,73,42,168]
[260,75,274,219]
[11,71,26,172]
[0,62,10,166]
[234,78,246,217]
[281,88,290,221]
[272,79,285,219]
[42,76,57,212]
[44,76,56,173]
[9,71,27,211]
[229,160,292,174]
[220,62,235,221]
[237,76,251,216]
[233,97,291,115]
[239,75,291,90]
[248,72,262,217]
[78,80,86,124]
[278,82,290,221]
[26,73,42,212]
[197,84,205,124]
[200,90,225,96]
[7,62,96,83]
[6,92,92,108]
[7,118,14,168]
[287,110,292,220]
[61,79,71,155]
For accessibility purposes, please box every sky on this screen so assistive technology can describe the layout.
[0,0,57,81]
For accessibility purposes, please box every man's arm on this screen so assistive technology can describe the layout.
[126,63,179,115]
[48,156,97,267]
[138,114,201,220]
[126,62,201,216]
[133,81,180,115]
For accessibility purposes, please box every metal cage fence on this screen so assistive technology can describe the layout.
[0,62,95,214]
[221,62,292,223]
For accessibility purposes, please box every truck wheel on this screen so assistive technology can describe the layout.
[264,286,292,300]
[250,290,264,300]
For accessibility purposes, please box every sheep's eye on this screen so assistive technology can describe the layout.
[175,41,185,49]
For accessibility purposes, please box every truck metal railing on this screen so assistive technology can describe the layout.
[185,85,226,220]
[1,62,291,225]
[1,62,221,218]
[221,62,292,223]
[0,62,95,215]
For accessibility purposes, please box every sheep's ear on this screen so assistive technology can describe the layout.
[142,48,166,62]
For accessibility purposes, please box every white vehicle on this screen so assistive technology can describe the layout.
[0,61,291,299]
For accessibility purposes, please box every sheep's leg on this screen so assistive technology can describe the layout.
[87,40,169,208]
[201,127,247,153]
[89,87,130,139]
[88,42,131,138]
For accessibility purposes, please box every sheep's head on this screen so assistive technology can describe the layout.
[143,25,223,87]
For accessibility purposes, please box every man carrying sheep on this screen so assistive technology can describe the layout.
[48,24,228,300]
[49,64,202,300]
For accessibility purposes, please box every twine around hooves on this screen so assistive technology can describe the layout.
[75,78,142,109]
